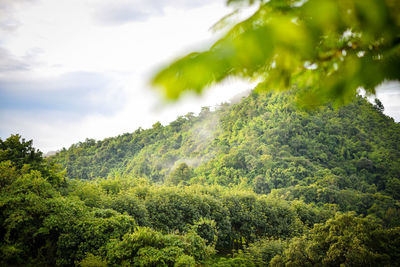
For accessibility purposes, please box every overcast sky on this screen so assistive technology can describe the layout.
[0,0,399,152]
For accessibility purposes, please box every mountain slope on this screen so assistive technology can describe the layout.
[52,91,400,192]
[3,91,400,266]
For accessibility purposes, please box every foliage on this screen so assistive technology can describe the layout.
[2,90,400,265]
[244,238,287,266]
[79,253,107,267]
[106,226,211,266]
[165,162,193,185]
[3,1,399,263]
[0,134,43,170]
[271,212,400,266]
[151,0,400,107]
[52,92,400,196]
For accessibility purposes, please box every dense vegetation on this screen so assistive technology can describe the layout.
[1,91,400,266]
[2,0,399,265]
[54,92,400,200]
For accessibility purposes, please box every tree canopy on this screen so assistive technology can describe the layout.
[2,92,400,265]
[151,0,400,106]
[0,134,43,170]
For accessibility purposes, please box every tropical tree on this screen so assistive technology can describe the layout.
[271,212,400,266]
[0,134,43,170]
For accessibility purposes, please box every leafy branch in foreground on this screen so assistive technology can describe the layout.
[151,0,400,106]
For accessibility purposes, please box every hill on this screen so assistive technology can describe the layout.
[52,91,400,195]
[1,91,400,266]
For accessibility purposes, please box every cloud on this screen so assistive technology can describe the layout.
[0,0,36,32]
[0,71,132,151]
[376,81,400,122]
[94,1,163,25]
[0,71,124,115]
[0,47,30,72]
[93,0,220,25]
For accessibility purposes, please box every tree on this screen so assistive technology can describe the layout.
[165,162,193,185]
[253,175,270,194]
[374,98,385,112]
[105,227,211,266]
[0,134,43,170]
[151,0,400,107]
[271,212,400,266]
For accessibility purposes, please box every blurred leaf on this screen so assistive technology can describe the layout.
[151,0,400,106]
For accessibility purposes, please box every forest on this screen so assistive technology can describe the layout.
[1,91,400,266]
[1,0,400,265]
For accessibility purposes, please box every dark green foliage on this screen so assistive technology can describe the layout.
[106,227,210,266]
[374,98,385,112]
[244,238,287,266]
[215,238,287,266]
[191,217,218,247]
[55,210,135,266]
[271,212,400,266]
[0,135,66,189]
[0,134,43,170]
[253,175,270,194]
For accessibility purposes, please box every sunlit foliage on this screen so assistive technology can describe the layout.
[152,0,400,107]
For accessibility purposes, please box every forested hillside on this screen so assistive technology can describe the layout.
[1,92,400,266]
[54,91,400,195]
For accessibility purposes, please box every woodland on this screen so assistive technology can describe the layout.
[1,0,400,266]
[1,91,400,266]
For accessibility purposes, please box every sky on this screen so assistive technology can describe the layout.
[0,0,399,152]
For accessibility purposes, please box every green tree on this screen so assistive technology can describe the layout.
[0,134,43,170]
[374,98,385,112]
[79,253,107,267]
[106,227,212,266]
[242,238,287,266]
[166,162,193,185]
[272,212,400,266]
[253,175,270,194]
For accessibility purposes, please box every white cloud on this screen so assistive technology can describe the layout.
[0,71,123,115]
[375,81,400,122]
[93,0,164,24]
[92,0,220,25]
[0,0,37,32]
[0,47,30,72]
